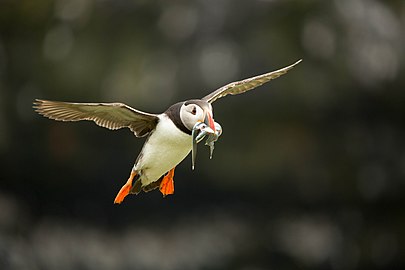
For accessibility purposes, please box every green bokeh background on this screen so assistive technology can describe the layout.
[1,0,404,269]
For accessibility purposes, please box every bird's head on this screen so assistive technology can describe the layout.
[180,99,216,133]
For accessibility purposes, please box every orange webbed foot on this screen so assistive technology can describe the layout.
[159,167,175,197]
[114,171,137,204]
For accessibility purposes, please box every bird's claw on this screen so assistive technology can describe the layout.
[191,121,222,169]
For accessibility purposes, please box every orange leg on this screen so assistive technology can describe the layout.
[114,171,137,204]
[159,167,175,197]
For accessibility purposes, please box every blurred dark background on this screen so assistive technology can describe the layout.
[1,0,404,269]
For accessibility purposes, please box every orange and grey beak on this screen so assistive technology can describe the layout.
[204,111,216,133]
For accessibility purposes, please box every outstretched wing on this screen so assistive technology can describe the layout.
[33,99,159,137]
[202,59,302,104]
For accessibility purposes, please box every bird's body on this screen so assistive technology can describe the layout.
[34,60,302,203]
[135,113,191,186]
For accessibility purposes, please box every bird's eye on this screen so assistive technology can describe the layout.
[191,107,197,115]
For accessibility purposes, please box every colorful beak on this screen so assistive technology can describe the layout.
[204,111,216,132]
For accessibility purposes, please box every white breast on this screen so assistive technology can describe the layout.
[135,114,192,186]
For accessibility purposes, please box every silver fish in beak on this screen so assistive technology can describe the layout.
[205,122,222,159]
[191,121,222,170]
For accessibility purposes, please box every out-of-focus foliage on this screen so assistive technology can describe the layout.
[0,0,404,269]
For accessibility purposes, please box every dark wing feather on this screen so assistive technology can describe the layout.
[202,60,302,103]
[33,99,159,137]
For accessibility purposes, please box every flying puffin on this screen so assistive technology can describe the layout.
[34,60,301,203]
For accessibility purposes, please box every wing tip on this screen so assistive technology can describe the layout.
[33,99,60,118]
[276,59,302,74]
[288,59,303,69]
[33,99,53,114]
[33,98,51,107]
[295,59,303,65]
[33,98,41,105]
[33,99,44,112]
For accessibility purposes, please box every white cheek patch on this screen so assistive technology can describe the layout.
[180,105,204,131]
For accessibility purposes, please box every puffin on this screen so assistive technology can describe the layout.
[34,60,301,203]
